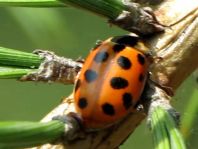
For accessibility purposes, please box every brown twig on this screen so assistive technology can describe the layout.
[20,50,82,84]
[29,0,198,149]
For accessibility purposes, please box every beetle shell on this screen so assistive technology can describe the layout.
[74,35,149,129]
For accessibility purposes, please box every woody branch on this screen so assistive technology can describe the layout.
[26,0,198,149]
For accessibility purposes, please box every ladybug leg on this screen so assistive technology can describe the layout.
[149,79,174,96]
[76,40,103,63]
[148,54,174,97]
[76,57,85,64]
[135,104,144,112]
[91,40,103,50]
[75,40,103,63]
[147,72,173,96]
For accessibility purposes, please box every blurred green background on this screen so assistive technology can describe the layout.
[0,7,197,149]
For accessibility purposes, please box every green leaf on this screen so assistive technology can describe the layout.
[0,47,42,68]
[0,0,64,7]
[0,47,42,79]
[0,0,124,20]
[59,0,124,19]
[0,121,64,149]
[150,107,186,149]
[0,66,34,79]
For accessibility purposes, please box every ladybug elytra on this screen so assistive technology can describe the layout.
[74,35,150,129]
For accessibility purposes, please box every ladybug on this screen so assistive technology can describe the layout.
[74,35,151,129]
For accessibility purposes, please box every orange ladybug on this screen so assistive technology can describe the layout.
[74,35,150,129]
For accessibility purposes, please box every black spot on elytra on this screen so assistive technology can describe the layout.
[111,35,139,47]
[78,98,88,109]
[110,77,128,89]
[113,44,125,52]
[94,51,109,63]
[84,69,98,83]
[102,103,115,116]
[122,93,133,110]
[137,54,145,65]
[74,79,81,92]
[117,56,132,70]
[139,73,144,82]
